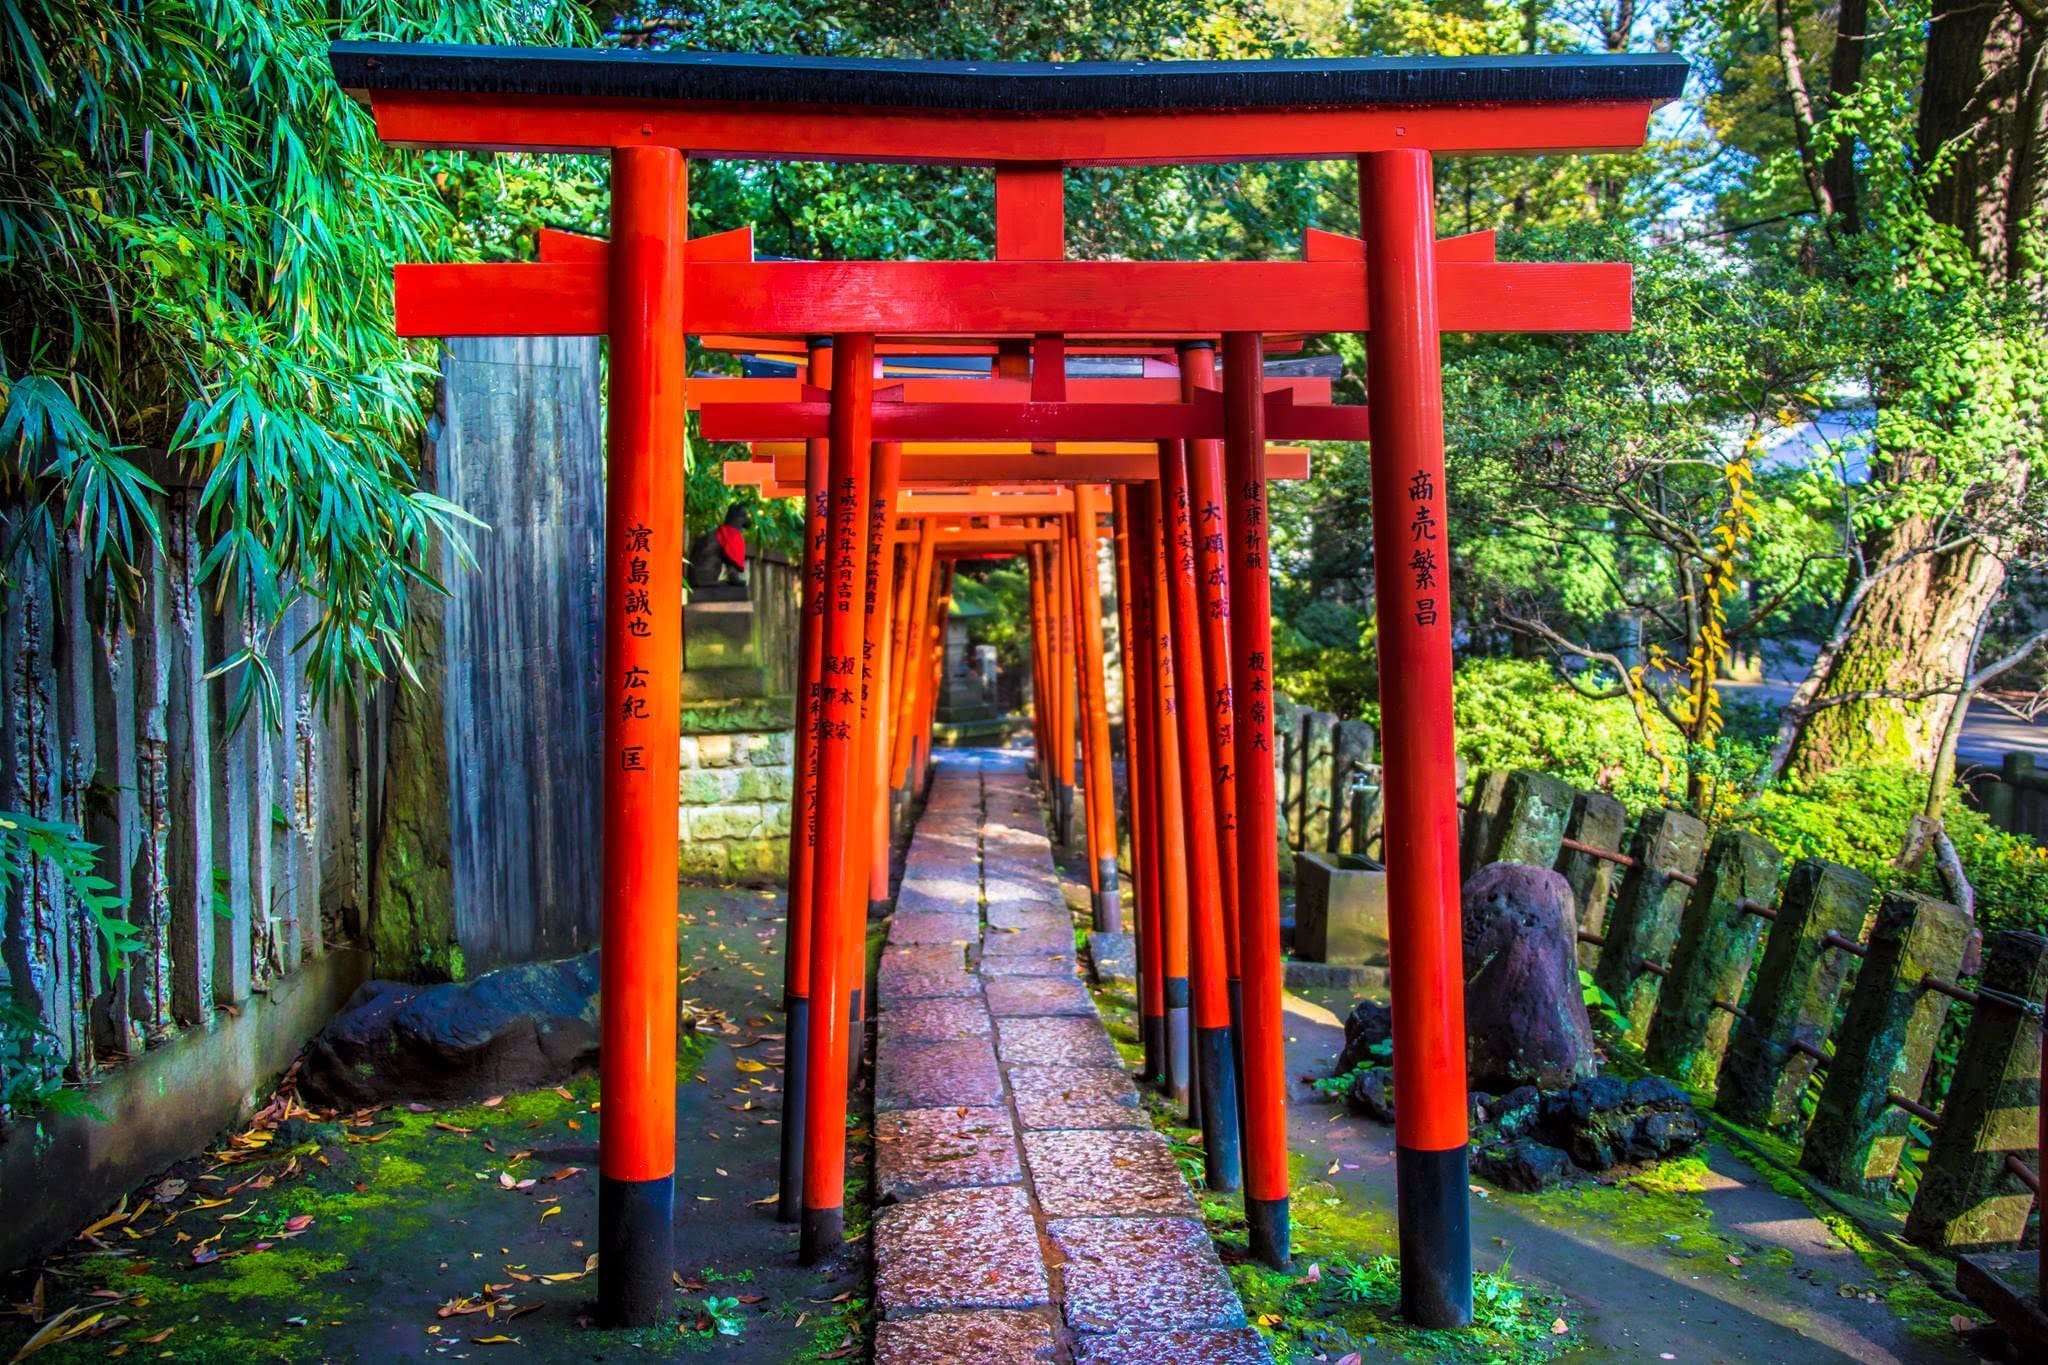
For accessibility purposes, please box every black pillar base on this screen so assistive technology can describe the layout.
[1196,1025,1241,1192]
[1396,1144,1473,1328]
[1227,977,1248,1187]
[599,1174,675,1326]
[776,999,810,1223]
[868,896,891,921]
[1247,1194,1292,1271]
[1094,856,1121,931]
[1165,998,1191,1104]
[1141,1012,1166,1088]
[799,1204,843,1266]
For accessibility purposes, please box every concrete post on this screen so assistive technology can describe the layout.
[1904,930,2048,1250]
[1802,892,1969,1198]
[1715,859,1874,1128]
[1644,831,1784,1091]
[1555,790,1627,971]
[1479,769,1576,869]
[1591,808,1707,1049]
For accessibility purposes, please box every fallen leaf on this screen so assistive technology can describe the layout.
[553,1088,574,1101]
[435,1122,474,1135]
[734,1059,769,1073]
[539,1207,561,1223]
[498,1173,516,1190]
[138,1328,175,1345]
[470,1334,520,1345]
[482,1096,505,1108]
[748,1194,778,1207]
[1949,1314,1977,1333]
[1726,1254,1742,1267]
[1550,1317,1569,1335]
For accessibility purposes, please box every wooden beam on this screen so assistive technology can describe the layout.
[394,258,1633,338]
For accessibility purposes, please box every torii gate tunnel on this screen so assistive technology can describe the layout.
[332,41,1685,1331]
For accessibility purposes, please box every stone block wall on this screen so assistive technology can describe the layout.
[677,729,795,883]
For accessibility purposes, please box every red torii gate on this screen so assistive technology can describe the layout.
[332,40,1684,1330]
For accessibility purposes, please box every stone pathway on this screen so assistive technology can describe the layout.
[870,751,1270,1365]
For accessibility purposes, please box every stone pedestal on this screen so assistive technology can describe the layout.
[1291,850,1388,965]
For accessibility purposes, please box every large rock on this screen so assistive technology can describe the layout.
[1473,1138,1575,1192]
[297,952,601,1110]
[1462,862,1598,1091]
[1335,999,1392,1075]
[1540,1076,1704,1169]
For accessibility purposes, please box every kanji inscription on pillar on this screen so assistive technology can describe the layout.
[616,522,656,774]
[1407,468,1443,629]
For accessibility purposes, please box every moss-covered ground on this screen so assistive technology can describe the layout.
[0,885,872,1363]
[1090,973,1981,1364]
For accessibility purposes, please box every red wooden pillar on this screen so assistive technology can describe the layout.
[1072,491,1121,931]
[598,146,686,1326]
[1222,331,1290,1270]
[1113,486,1165,1084]
[869,533,905,906]
[890,522,936,801]
[1182,342,1247,1181]
[1362,149,1470,1326]
[1138,479,1192,1103]
[777,338,832,1224]
[1062,514,1099,899]
[841,437,902,1084]
[1026,543,1051,782]
[1051,530,1079,842]
[1159,434,1241,1191]
[800,333,875,1265]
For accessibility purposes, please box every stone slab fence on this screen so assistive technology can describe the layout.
[2,497,378,1265]
[1465,766,2045,1261]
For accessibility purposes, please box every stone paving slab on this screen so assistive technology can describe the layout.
[979,950,1080,979]
[870,752,1255,1362]
[1008,1065,1147,1131]
[1050,1217,1248,1336]
[873,1309,1060,1365]
[876,1107,1023,1200]
[985,903,1069,932]
[1072,1327,1272,1364]
[875,1036,1006,1111]
[888,910,981,944]
[877,1186,1053,1315]
[983,924,1084,960]
[985,975,1099,1017]
[877,944,979,1002]
[877,996,992,1042]
[996,1016,1125,1068]
[1023,1128,1198,1217]
[877,967,982,1003]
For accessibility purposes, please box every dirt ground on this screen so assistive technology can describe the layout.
[1,885,869,1364]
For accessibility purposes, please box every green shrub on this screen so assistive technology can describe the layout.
[1450,658,1676,811]
[1732,765,2048,935]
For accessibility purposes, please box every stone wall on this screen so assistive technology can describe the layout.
[677,729,795,883]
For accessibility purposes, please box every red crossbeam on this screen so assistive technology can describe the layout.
[697,387,1372,443]
[394,259,1631,338]
[766,447,1309,484]
[684,375,1334,409]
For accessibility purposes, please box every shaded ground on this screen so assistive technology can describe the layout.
[1087,962,1982,1364]
[1,885,870,1364]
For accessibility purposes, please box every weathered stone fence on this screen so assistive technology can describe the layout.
[1464,766,2044,1261]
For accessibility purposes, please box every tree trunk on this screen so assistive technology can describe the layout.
[1778,0,2044,778]
[1781,521,2008,779]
